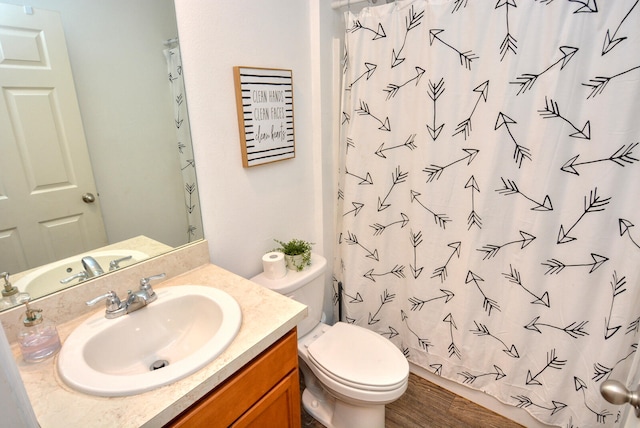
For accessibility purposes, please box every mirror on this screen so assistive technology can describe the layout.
[0,0,203,309]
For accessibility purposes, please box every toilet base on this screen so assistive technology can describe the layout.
[302,387,386,428]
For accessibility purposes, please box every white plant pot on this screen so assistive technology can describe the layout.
[284,253,309,271]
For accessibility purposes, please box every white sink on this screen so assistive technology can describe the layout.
[57,285,242,397]
[14,250,149,299]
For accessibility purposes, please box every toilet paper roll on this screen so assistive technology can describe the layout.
[262,252,287,280]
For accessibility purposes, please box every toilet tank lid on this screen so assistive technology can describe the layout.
[250,253,327,294]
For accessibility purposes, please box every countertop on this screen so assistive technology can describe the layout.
[13,263,307,428]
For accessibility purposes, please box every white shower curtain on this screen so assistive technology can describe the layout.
[164,45,202,242]
[334,1,640,426]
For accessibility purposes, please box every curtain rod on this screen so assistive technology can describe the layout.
[331,0,388,10]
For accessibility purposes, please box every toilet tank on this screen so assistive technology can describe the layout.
[251,253,326,337]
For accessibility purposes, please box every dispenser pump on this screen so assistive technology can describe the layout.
[1,271,18,297]
[22,300,43,327]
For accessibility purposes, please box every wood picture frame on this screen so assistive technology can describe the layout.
[233,66,295,167]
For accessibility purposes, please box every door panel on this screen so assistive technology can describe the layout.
[0,3,107,272]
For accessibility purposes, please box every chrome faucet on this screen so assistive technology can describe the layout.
[85,273,165,319]
[60,256,105,284]
[82,256,105,278]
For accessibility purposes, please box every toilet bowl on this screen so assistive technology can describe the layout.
[251,253,409,428]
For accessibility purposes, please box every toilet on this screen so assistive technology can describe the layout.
[251,253,409,428]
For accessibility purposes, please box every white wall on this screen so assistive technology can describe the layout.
[175,0,327,282]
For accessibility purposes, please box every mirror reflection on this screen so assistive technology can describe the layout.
[0,0,203,309]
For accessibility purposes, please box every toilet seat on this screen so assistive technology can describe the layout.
[306,322,408,392]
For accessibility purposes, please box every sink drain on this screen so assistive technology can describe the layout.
[150,360,169,371]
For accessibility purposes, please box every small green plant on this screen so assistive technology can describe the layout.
[272,239,313,271]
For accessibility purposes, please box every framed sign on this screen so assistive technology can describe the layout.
[233,66,295,167]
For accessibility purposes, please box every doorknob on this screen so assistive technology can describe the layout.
[601,380,640,417]
[82,193,96,203]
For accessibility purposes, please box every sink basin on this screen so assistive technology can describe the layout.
[57,285,242,397]
[14,250,149,299]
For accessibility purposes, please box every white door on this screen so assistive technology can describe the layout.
[0,4,107,273]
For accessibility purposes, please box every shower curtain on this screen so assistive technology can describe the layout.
[334,1,640,426]
[164,45,202,242]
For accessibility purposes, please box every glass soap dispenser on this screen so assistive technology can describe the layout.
[0,272,30,310]
[18,299,61,363]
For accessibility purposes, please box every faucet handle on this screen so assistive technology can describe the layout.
[109,255,133,271]
[139,273,166,290]
[86,291,121,312]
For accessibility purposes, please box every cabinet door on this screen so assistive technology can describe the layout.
[232,369,301,428]
[167,329,300,428]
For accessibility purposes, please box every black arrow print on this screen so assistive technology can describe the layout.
[511,395,567,417]
[342,202,364,217]
[459,365,507,385]
[443,313,461,359]
[185,183,196,214]
[379,326,400,339]
[375,134,417,158]
[496,0,518,61]
[495,113,531,167]
[356,100,391,131]
[574,377,612,424]
[557,187,611,244]
[410,230,424,279]
[345,166,373,185]
[542,253,608,274]
[378,166,408,212]
[424,148,479,182]
[465,176,482,230]
[391,5,423,68]
[629,318,640,334]
[604,271,626,340]
[340,287,363,304]
[432,242,461,282]
[538,97,590,139]
[427,78,445,141]
[526,349,567,386]
[370,213,409,236]
[511,46,578,95]
[341,111,350,126]
[364,265,405,282]
[619,218,640,250]
[503,264,550,307]
[526,316,589,338]
[465,272,501,316]
[368,289,395,325]
[431,364,443,376]
[401,310,433,352]
[477,230,536,260]
[583,65,640,98]
[410,190,451,229]
[429,29,479,70]
[561,142,638,175]
[385,67,425,99]
[593,344,637,382]
[569,0,598,13]
[471,322,519,358]
[602,0,637,55]
[348,20,386,40]
[451,0,469,13]
[496,177,553,211]
[349,62,377,89]
[408,289,454,311]
[344,231,379,261]
[453,81,489,140]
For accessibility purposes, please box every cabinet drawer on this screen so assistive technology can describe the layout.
[168,328,299,428]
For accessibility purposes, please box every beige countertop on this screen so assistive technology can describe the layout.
[13,263,307,428]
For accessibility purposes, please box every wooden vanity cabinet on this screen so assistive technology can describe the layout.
[167,328,301,428]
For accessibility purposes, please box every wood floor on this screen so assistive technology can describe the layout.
[300,372,524,428]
